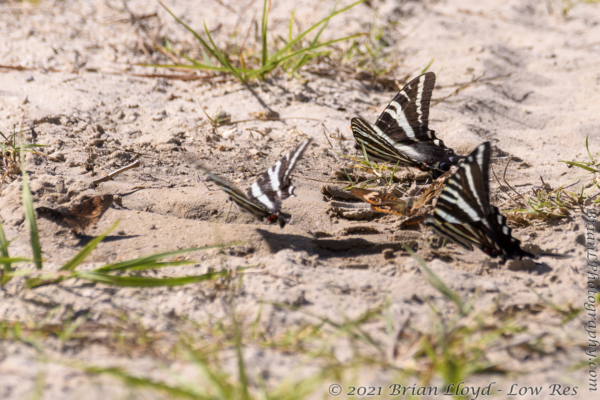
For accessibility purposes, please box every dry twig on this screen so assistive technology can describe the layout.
[93,160,141,186]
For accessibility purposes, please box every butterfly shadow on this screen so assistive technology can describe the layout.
[75,233,141,246]
[531,261,553,275]
[256,229,412,259]
[487,258,554,275]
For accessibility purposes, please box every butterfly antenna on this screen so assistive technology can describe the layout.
[501,158,527,202]
[491,164,519,207]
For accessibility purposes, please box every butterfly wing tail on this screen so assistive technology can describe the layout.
[535,252,572,259]
[276,212,291,228]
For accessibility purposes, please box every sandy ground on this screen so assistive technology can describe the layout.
[1,0,600,399]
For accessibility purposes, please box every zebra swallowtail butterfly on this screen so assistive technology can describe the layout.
[425,142,538,261]
[352,72,462,176]
[186,139,311,228]
[36,195,114,234]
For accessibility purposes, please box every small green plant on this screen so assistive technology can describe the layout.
[554,134,600,205]
[0,128,49,188]
[486,138,600,221]
[151,0,366,83]
[505,183,574,219]
[560,134,600,178]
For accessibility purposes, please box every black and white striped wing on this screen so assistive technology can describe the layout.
[352,72,462,172]
[246,139,311,212]
[185,157,271,220]
[352,118,417,166]
[427,142,534,261]
[432,141,491,225]
[487,206,532,259]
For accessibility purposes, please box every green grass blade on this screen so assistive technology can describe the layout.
[360,141,371,164]
[94,243,239,272]
[80,366,203,399]
[436,61,446,79]
[421,58,435,74]
[115,260,200,272]
[159,2,220,60]
[0,257,30,264]
[291,0,338,72]
[343,168,355,187]
[60,220,119,272]
[25,272,71,289]
[291,50,329,73]
[586,133,593,162]
[261,0,269,69]
[203,22,245,82]
[560,160,599,173]
[141,62,229,72]
[59,314,89,341]
[404,245,470,315]
[288,8,295,44]
[159,1,244,81]
[74,268,238,287]
[269,0,365,62]
[181,348,229,398]
[0,219,12,286]
[142,61,254,74]
[389,161,400,185]
[230,295,250,400]
[201,48,214,67]
[14,144,49,150]
[251,33,364,78]
[21,146,42,270]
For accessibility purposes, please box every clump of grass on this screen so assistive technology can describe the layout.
[151,0,366,83]
[504,180,581,220]
[561,134,600,177]
[0,128,49,189]
[500,134,600,219]
[487,138,600,221]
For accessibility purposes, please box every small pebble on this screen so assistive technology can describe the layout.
[152,110,168,121]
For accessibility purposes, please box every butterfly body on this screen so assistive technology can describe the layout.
[36,195,114,234]
[426,142,534,262]
[352,72,463,175]
[187,139,311,228]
